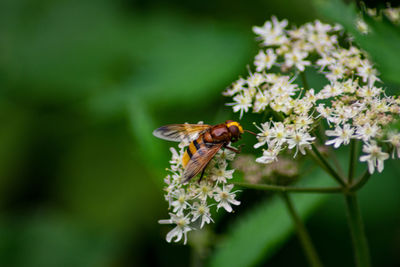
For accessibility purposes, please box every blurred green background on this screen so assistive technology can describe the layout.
[0,0,399,266]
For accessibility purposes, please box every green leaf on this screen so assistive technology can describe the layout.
[0,0,134,99]
[0,213,118,267]
[208,168,336,267]
[0,102,31,205]
[89,10,253,117]
[127,100,167,187]
[57,126,160,231]
[314,0,400,85]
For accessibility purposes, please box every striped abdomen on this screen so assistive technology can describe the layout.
[182,136,207,168]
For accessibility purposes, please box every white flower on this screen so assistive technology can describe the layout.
[367,8,377,17]
[384,6,400,24]
[253,20,273,40]
[253,90,270,112]
[355,18,369,35]
[325,124,355,148]
[253,16,288,46]
[271,16,289,34]
[357,85,382,98]
[359,142,389,173]
[195,181,214,201]
[159,213,192,244]
[270,76,298,96]
[288,27,307,39]
[254,122,272,148]
[341,79,357,94]
[284,49,311,72]
[224,78,246,96]
[287,131,315,157]
[314,20,332,33]
[169,147,182,171]
[318,83,343,99]
[247,72,265,89]
[326,63,345,81]
[256,147,280,164]
[356,60,380,87]
[216,149,236,162]
[171,189,189,215]
[270,122,289,147]
[228,93,252,118]
[191,202,213,228]
[214,184,241,213]
[316,53,336,71]
[386,132,400,158]
[293,114,314,129]
[355,123,380,142]
[316,104,331,118]
[210,163,234,184]
[254,49,277,71]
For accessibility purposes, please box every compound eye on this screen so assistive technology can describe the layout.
[229,125,239,137]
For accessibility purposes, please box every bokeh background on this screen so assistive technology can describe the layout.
[1,0,399,266]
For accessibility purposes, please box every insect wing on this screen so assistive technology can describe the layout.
[153,124,211,142]
[183,143,223,182]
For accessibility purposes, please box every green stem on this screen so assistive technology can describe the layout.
[329,148,345,178]
[344,193,371,267]
[350,171,371,192]
[281,193,323,267]
[300,71,309,90]
[271,109,285,121]
[348,140,358,184]
[233,182,342,193]
[311,144,347,187]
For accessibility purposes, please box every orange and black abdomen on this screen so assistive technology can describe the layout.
[182,135,208,168]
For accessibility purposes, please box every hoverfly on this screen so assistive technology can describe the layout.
[153,120,256,183]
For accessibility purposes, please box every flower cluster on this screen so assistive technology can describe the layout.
[356,3,400,35]
[366,4,400,25]
[159,143,240,244]
[233,154,298,184]
[225,17,400,174]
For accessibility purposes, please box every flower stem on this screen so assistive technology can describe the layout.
[233,182,342,193]
[300,71,309,91]
[350,170,371,192]
[281,193,323,267]
[348,139,358,184]
[344,193,371,267]
[311,144,347,187]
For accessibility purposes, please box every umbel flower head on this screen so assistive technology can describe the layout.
[159,144,240,244]
[225,17,400,174]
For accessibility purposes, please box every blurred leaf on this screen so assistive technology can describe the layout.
[0,102,31,205]
[208,168,336,267]
[127,100,167,188]
[359,160,400,224]
[89,9,253,118]
[0,0,134,100]
[314,0,400,85]
[128,13,253,106]
[0,213,118,267]
[57,127,161,233]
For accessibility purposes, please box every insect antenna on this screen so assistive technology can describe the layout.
[244,129,258,136]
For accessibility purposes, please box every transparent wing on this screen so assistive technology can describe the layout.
[153,124,211,142]
[183,143,223,182]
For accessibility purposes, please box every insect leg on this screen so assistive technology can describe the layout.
[225,144,244,154]
[198,164,208,183]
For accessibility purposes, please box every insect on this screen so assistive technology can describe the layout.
[153,120,256,183]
